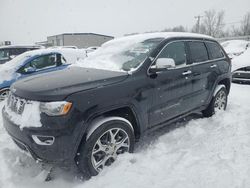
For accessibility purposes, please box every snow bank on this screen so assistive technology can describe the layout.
[0,84,250,188]
[232,48,250,71]
[4,100,42,129]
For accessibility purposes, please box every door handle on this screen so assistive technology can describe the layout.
[210,64,217,68]
[182,70,192,76]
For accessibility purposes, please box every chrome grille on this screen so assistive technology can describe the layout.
[7,93,26,115]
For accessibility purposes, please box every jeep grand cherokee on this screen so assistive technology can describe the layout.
[2,32,231,176]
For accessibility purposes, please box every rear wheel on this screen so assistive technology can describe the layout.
[202,86,228,117]
[76,118,135,177]
[0,88,10,102]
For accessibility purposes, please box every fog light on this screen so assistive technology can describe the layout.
[32,135,55,146]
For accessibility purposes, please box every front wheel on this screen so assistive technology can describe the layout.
[202,86,228,117]
[76,118,135,177]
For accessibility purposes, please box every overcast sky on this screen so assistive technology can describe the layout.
[0,0,249,44]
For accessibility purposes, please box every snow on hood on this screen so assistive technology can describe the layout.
[0,48,87,83]
[73,32,213,72]
[232,48,250,71]
[221,40,249,56]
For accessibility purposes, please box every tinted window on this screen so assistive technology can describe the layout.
[158,41,187,66]
[188,41,209,63]
[206,42,224,59]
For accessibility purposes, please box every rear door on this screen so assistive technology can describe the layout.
[148,41,194,127]
[187,41,220,108]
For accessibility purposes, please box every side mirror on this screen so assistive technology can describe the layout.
[24,66,36,74]
[150,58,175,73]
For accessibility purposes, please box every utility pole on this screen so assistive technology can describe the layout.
[194,15,203,33]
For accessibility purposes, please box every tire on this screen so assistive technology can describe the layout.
[0,88,10,102]
[202,86,228,117]
[76,118,135,177]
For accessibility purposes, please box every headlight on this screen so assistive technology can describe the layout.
[40,101,72,116]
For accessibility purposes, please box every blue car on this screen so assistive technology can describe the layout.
[0,48,86,101]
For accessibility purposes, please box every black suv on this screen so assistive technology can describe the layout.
[2,32,231,176]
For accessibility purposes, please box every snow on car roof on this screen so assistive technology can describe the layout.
[19,48,87,63]
[104,32,213,47]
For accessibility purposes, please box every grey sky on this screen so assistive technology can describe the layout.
[0,0,249,44]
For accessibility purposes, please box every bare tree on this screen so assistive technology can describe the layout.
[199,9,225,37]
[240,12,250,35]
[230,26,242,36]
[162,25,187,32]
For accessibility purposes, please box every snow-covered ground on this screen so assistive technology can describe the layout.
[0,83,250,188]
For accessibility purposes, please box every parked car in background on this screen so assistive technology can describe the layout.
[0,48,87,101]
[86,46,99,55]
[0,45,42,64]
[48,46,78,49]
[2,32,231,177]
[221,40,250,58]
[232,48,250,84]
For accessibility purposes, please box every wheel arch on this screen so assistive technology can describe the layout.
[217,77,231,94]
[85,105,141,141]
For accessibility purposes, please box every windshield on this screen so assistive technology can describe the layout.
[5,53,31,68]
[0,53,32,82]
[0,49,9,60]
[77,38,164,72]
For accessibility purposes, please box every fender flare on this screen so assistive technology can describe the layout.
[86,116,134,140]
[213,84,226,97]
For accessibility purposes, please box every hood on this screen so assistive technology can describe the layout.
[11,67,128,101]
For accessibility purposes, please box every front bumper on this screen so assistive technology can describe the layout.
[2,106,86,166]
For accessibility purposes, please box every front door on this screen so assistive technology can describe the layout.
[148,41,194,127]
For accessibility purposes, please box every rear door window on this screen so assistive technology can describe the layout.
[188,41,209,63]
[206,42,225,59]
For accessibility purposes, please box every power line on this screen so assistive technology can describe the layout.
[221,21,242,26]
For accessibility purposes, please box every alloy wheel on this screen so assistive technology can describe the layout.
[214,90,227,112]
[91,128,130,172]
